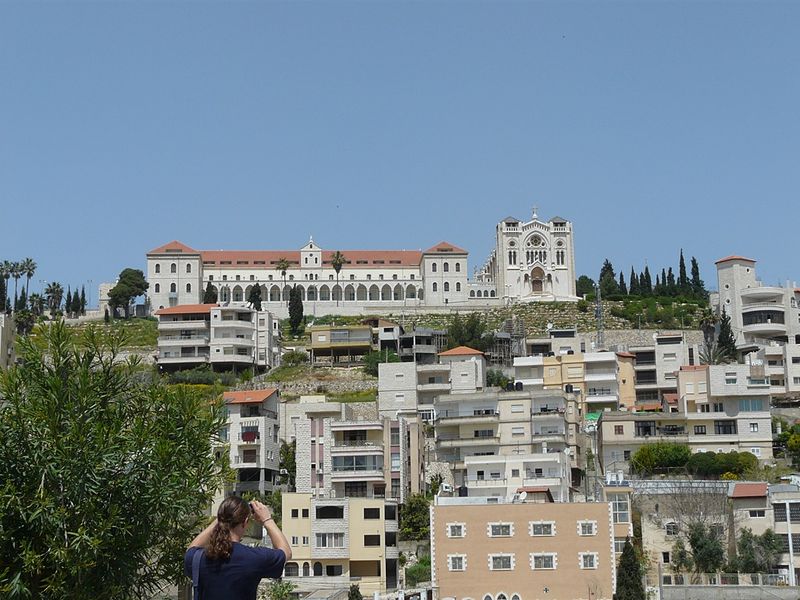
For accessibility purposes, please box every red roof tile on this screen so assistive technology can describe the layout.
[424,241,468,254]
[198,249,424,268]
[731,482,768,498]
[155,303,216,315]
[224,389,279,404]
[715,255,756,265]
[616,351,636,359]
[148,240,199,255]
[438,346,484,356]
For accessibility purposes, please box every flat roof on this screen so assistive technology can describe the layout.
[155,303,216,315]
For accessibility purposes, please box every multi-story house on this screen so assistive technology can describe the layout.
[155,303,279,371]
[0,314,14,370]
[514,350,635,413]
[431,495,615,600]
[627,333,702,406]
[433,388,580,500]
[598,364,773,474]
[397,327,448,364]
[289,400,424,503]
[221,389,281,495]
[768,482,800,585]
[281,492,399,595]
[307,323,373,365]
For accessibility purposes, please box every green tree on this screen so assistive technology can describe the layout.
[666,267,676,296]
[281,350,309,366]
[280,440,296,490]
[203,281,218,303]
[45,281,64,316]
[399,493,430,540]
[260,579,296,600]
[288,285,304,335]
[0,322,226,599]
[631,442,691,475]
[0,261,11,308]
[13,309,35,336]
[405,555,431,587]
[108,268,149,319]
[615,539,645,600]
[10,261,21,312]
[734,528,783,574]
[71,286,82,316]
[717,309,737,362]
[363,349,400,377]
[618,272,627,295]
[331,251,346,307]
[447,313,493,351]
[104,308,110,323]
[642,266,652,295]
[348,584,363,600]
[599,259,620,297]
[690,256,706,299]
[576,275,595,297]
[65,287,73,317]
[275,258,290,305]
[629,267,639,296]
[671,537,693,574]
[80,285,86,315]
[688,523,725,574]
[486,368,510,388]
[28,293,44,316]
[248,284,262,311]
[20,258,36,302]
[698,308,718,350]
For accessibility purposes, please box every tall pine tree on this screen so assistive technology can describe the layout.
[667,267,676,296]
[717,308,737,361]
[690,256,705,299]
[71,288,82,316]
[65,287,72,317]
[629,267,639,296]
[616,539,645,600]
[203,282,218,303]
[642,267,653,295]
[599,259,620,297]
[679,249,689,294]
[619,272,627,295]
[80,286,87,315]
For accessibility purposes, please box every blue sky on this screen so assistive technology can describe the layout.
[2,1,799,304]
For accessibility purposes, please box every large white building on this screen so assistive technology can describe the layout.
[145,209,579,317]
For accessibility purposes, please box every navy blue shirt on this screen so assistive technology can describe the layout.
[184,543,286,600]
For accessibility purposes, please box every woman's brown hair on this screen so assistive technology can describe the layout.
[206,496,251,560]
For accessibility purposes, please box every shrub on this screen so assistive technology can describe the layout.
[282,350,309,366]
[405,555,431,587]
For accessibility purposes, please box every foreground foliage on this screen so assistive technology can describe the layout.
[0,322,227,599]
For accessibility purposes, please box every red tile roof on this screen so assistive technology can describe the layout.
[424,241,468,254]
[731,482,768,498]
[148,240,199,255]
[438,346,484,356]
[224,389,279,404]
[155,303,216,315]
[715,255,756,265]
[616,351,636,359]
[664,393,678,404]
[198,249,424,268]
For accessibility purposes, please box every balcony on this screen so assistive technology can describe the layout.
[417,382,451,392]
[465,477,508,488]
[740,286,785,301]
[330,468,385,482]
[585,372,616,382]
[214,336,255,347]
[331,440,384,454]
[417,363,450,373]
[742,302,786,312]
[158,320,208,331]
[331,421,383,431]
[585,393,618,405]
[234,454,261,468]
[437,433,500,448]
[158,354,209,364]
[583,353,616,363]
[516,377,544,387]
[158,335,209,346]
[211,354,254,364]
[435,411,499,425]
[742,322,786,336]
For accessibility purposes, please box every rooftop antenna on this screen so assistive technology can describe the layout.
[594,283,604,349]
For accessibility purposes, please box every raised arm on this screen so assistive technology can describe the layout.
[188,517,217,549]
[251,500,292,560]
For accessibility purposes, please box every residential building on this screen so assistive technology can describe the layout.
[0,314,14,370]
[514,350,635,413]
[155,303,279,371]
[307,324,373,365]
[397,327,448,364]
[434,388,581,500]
[281,492,399,595]
[597,363,773,473]
[474,208,579,302]
[627,333,702,406]
[221,388,281,495]
[768,483,800,585]
[431,495,615,600]
[289,400,424,503]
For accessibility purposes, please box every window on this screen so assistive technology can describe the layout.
[315,533,345,548]
[170,263,177,274]
[448,555,465,571]
[530,522,555,536]
[432,283,437,292]
[614,539,627,553]
[578,521,597,536]
[614,425,624,435]
[364,507,380,519]
[713,402,724,412]
[511,404,524,413]
[609,493,630,523]
[740,398,764,412]
[725,373,737,384]
[580,553,598,569]
[694,425,706,435]
[490,554,513,570]
[714,420,737,435]
[665,522,679,537]
[432,263,437,272]
[302,508,309,518]
[531,553,556,570]
[443,262,449,272]
[291,509,299,518]
[186,283,192,293]
[302,536,309,545]
[284,562,299,576]
[662,552,671,564]
[489,523,513,537]
[448,523,465,538]
[750,422,759,433]
[170,283,176,293]
[364,535,381,546]
[155,263,161,274]
[326,565,343,576]
[186,263,192,273]
[444,282,450,292]
[511,426,525,436]
[749,510,766,518]
[699,404,710,413]
[154,283,160,293]
[456,263,461,272]
[456,282,461,292]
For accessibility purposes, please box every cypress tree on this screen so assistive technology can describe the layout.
[629,267,638,296]
[289,285,304,335]
[654,275,662,296]
[203,282,218,304]
[717,308,737,361]
[80,286,87,315]
[618,272,627,295]
[690,257,705,298]
[643,267,652,295]
[71,288,82,316]
[667,267,676,296]
[661,268,668,295]
[65,288,72,317]
[679,249,689,293]
[247,284,262,311]
[616,539,645,600]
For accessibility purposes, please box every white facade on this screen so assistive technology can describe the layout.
[475,208,578,302]
[0,314,15,370]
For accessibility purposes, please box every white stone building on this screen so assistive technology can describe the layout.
[0,314,15,370]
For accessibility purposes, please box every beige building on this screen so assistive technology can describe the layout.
[281,492,399,594]
[0,314,14,370]
[155,303,279,371]
[431,496,616,600]
[627,332,703,406]
[307,323,373,365]
[514,351,636,413]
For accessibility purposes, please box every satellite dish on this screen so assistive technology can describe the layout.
[518,491,528,501]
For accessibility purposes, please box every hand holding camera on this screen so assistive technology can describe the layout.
[249,500,273,526]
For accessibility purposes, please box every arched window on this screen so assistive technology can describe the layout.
[444,282,450,292]
[303,562,310,577]
[284,562,299,576]
[186,263,192,274]
[490,290,496,297]
[155,264,161,274]
[455,263,461,272]
[470,290,475,297]
[432,282,438,292]
[456,282,461,292]
[170,283,176,293]
[186,283,192,293]
[443,262,449,272]
[483,595,493,600]
[154,283,160,293]
[313,562,323,576]
[170,263,177,274]
[432,263,437,272]
[497,594,508,600]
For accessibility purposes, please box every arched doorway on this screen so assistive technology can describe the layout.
[531,267,545,293]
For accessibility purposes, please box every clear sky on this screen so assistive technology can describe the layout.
[2,1,798,305]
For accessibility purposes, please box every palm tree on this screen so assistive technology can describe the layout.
[698,307,719,352]
[45,281,64,316]
[330,251,346,307]
[275,258,290,305]
[20,258,36,296]
[10,262,22,312]
[28,293,44,316]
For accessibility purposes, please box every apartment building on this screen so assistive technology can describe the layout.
[281,492,399,595]
[155,303,279,371]
[397,327,448,364]
[431,496,615,600]
[0,314,14,370]
[768,482,800,585]
[514,350,635,413]
[221,389,281,495]
[307,324,373,365]
[627,332,702,405]
[434,388,580,500]
[289,400,425,503]
[598,363,773,473]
